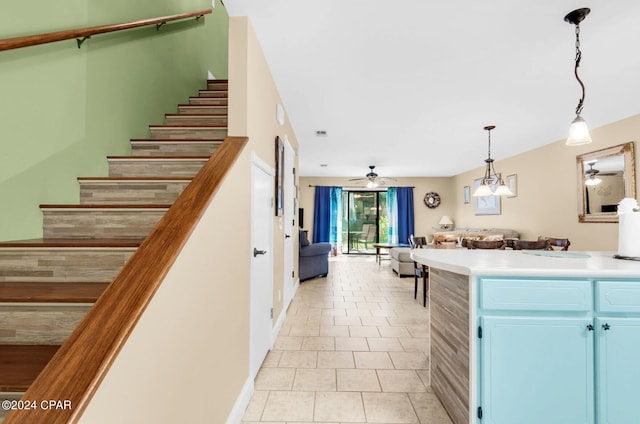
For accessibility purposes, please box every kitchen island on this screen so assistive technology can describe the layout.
[411,248,640,424]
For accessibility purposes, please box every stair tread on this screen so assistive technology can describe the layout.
[130,139,224,143]
[40,204,171,209]
[165,113,227,117]
[78,177,193,181]
[177,104,227,107]
[0,345,61,392]
[0,238,143,248]
[107,155,210,159]
[0,282,108,303]
[149,125,227,128]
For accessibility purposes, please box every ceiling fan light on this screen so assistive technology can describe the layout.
[473,183,493,197]
[566,115,592,146]
[585,176,602,186]
[366,180,378,188]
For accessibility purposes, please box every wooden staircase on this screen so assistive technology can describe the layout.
[0,80,228,422]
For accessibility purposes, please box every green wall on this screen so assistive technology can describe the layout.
[0,0,228,241]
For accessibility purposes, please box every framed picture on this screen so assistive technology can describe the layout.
[275,136,284,216]
[463,186,470,204]
[506,174,518,198]
[474,175,501,215]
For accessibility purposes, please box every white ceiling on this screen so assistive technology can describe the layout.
[223,1,640,179]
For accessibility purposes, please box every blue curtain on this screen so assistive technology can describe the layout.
[329,187,342,248]
[396,187,414,245]
[313,186,342,248]
[313,186,331,243]
[387,187,398,244]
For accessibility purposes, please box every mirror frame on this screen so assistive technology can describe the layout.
[576,141,636,223]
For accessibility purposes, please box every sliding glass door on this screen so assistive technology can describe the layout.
[341,191,388,254]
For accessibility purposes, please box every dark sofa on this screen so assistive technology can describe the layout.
[299,230,331,281]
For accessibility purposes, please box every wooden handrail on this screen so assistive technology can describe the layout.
[0,8,212,52]
[4,136,249,424]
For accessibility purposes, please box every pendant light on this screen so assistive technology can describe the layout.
[473,125,513,197]
[564,8,592,146]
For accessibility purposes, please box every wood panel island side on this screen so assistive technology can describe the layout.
[411,248,640,424]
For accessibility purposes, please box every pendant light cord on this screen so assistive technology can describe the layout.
[574,23,586,115]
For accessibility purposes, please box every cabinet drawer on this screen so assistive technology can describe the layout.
[596,280,640,313]
[480,278,592,312]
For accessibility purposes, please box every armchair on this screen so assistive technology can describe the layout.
[299,230,332,281]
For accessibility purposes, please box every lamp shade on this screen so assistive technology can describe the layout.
[566,115,592,146]
[439,216,454,226]
[493,183,513,196]
[473,184,493,197]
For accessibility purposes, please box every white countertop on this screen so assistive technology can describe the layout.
[411,248,640,278]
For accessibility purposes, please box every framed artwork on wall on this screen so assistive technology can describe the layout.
[506,174,518,198]
[463,186,470,204]
[275,136,284,216]
[474,175,501,215]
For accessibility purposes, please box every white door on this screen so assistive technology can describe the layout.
[250,155,274,379]
[282,136,295,308]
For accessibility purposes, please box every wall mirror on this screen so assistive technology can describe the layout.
[576,141,636,223]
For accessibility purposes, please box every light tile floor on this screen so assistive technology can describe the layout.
[242,255,453,424]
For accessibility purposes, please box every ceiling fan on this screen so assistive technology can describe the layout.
[584,160,617,186]
[585,161,619,177]
[349,165,397,188]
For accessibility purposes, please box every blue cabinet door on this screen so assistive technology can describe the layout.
[480,316,594,424]
[596,317,640,424]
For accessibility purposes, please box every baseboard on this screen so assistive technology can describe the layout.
[272,307,287,347]
[225,376,254,424]
[292,278,300,299]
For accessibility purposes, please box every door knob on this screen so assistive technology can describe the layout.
[253,248,267,257]
[602,323,611,331]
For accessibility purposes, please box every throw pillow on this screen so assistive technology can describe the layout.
[299,230,310,247]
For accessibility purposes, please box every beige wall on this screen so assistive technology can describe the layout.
[79,148,251,423]
[228,17,300,331]
[299,177,455,243]
[453,114,640,250]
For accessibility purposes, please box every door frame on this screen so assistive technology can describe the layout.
[282,135,297,310]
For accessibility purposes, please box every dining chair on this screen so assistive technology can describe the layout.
[409,234,428,307]
[538,236,571,251]
[512,239,550,250]
[466,239,507,249]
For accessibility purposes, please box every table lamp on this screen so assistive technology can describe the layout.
[439,216,454,230]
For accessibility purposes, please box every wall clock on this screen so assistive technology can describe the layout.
[424,192,441,208]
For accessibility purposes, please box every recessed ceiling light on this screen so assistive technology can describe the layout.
[320,164,328,167]
[315,130,328,136]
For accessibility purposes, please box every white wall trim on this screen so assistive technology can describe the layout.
[225,376,254,424]
[292,277,300,300]
[271,308,287,348]
[251,152,275,176]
